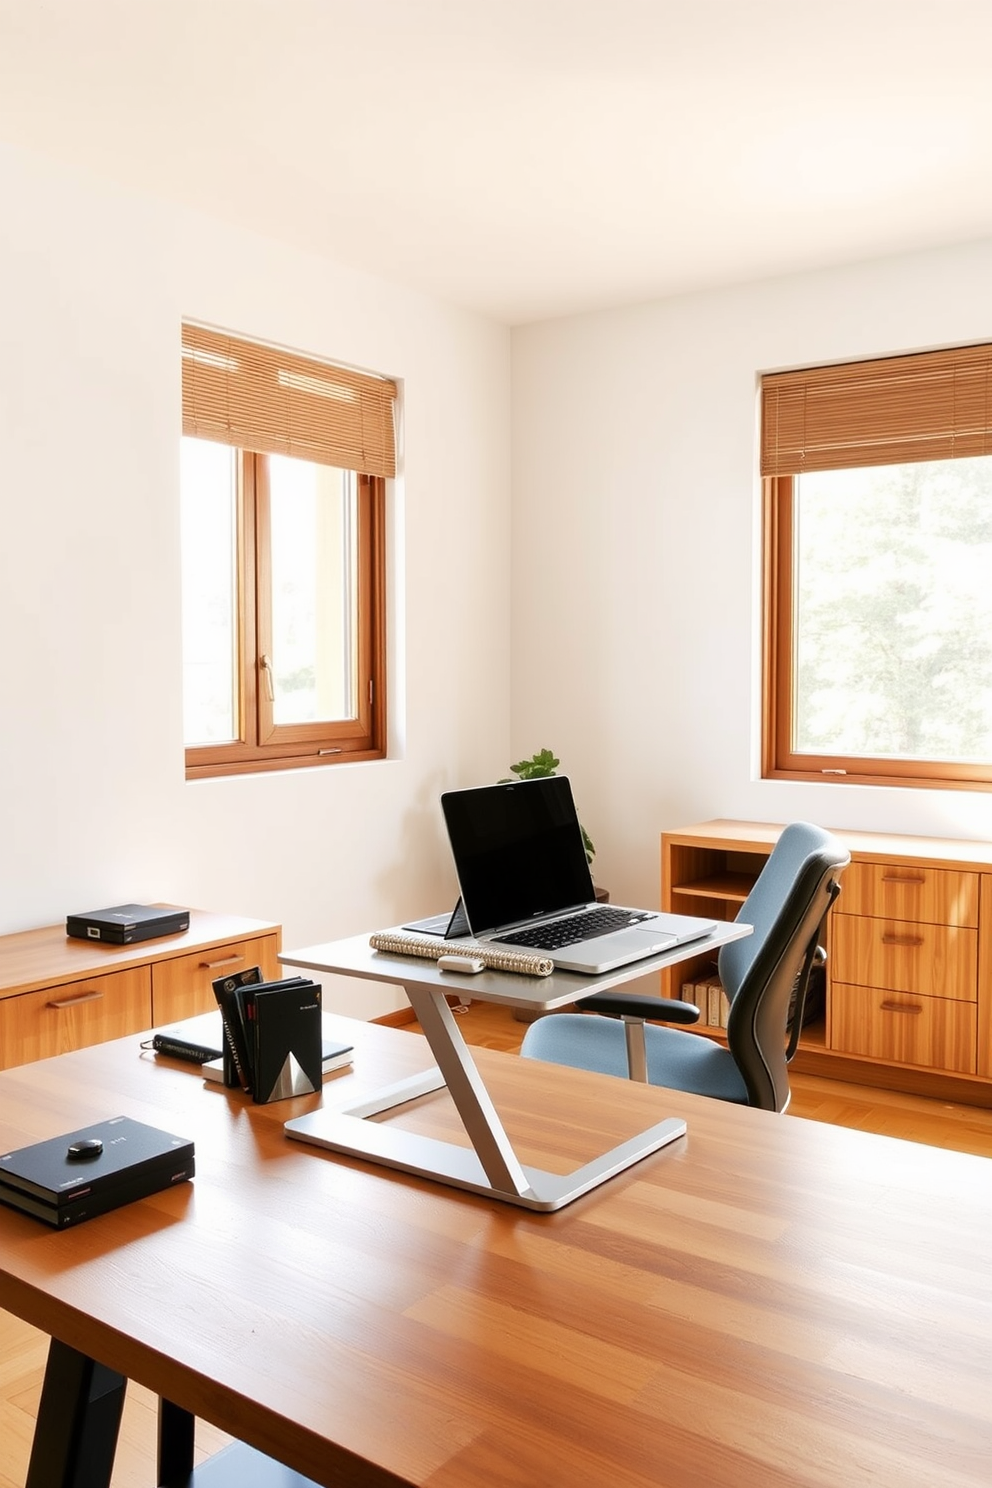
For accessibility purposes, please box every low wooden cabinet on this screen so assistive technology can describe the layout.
[4,967,153,1069]
[662,821,992,1103]
[0,910,281,1071]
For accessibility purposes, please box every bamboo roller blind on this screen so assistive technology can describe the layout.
[182,323,397,478]
[761,342,992,476]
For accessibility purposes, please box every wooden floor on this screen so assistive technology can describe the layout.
[2,1006,990,1488]
[0,1313,230,1488]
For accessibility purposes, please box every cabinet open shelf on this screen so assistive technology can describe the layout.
[671,872,754,904]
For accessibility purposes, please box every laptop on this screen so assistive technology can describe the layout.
[439,776,717,974]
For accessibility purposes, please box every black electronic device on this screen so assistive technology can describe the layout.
[0,1116,194,1228]
[67,1138,104,1160]
[66,903,190,945]
[439,777,714,975]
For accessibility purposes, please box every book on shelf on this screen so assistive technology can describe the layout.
[680,966,729,1028]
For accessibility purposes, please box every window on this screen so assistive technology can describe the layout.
[762,343,992,790]
[180,324,394,778]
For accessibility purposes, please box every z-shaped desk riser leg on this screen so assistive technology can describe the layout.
[286,979,686,1211]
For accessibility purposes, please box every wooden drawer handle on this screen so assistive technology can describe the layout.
[881,934,924,947]
[47,990,104,1010]
[880,1000,923,1015]
[881,873,926,886]
[199,953,245,970]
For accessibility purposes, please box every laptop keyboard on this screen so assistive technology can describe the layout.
[497,906,654,951]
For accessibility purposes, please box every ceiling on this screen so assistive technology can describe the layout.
[2,0,992,325]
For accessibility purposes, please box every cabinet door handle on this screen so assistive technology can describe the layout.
[47,990,104,1010]
[199,953,245,970]
[881,873,926,885]
[880,1000,923,1015]
[881,933,924,947]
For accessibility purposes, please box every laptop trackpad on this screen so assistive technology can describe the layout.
[591,929,678,959]
[629,928,679,950]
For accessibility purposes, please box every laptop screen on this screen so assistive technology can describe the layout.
[440,777,595,935]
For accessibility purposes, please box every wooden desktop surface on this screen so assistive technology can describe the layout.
[0,1015,990,1488]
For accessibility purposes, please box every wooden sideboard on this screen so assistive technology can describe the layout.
[661,821,992,1103]
[0,910,281,1070]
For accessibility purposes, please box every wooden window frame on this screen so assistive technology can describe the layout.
[762,343,992,792]
[185,450,386,780]
[181,323,393,780]
[762,471,992,792]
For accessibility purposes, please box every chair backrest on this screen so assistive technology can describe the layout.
[719,822,850,1112]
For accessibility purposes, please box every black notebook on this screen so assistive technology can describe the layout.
[253,981,323,1102]
[148,1016,226,1064]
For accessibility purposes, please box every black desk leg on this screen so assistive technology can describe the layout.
[26,1339,126,1488]
[157,1398,196,1486]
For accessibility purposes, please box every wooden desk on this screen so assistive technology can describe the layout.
[1,1017,991,1488]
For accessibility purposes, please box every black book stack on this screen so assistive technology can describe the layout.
[211,966,326,1103]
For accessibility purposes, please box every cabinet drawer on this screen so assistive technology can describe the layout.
[840,861,978,927]
[832,913,977,1002]
[151,934,281,1025]
[0,967,152,1071]
[829,982,977,1074]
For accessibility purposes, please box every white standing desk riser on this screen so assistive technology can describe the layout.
[280,922,751,1210]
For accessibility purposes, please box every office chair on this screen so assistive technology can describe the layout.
[520,821,850,1113]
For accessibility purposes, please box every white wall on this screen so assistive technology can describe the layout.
[511,239,992,925]
[0,143,511,1017]
[7,138,991,1020]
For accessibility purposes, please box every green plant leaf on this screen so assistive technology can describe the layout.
[509,748,560,779]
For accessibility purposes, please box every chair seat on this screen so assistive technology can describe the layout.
[521,1014,750,1104]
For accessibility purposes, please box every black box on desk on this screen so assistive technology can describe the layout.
[0,1116,195,1228]
[66,903,190,945]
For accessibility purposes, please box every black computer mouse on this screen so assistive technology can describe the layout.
[66,1138,103,1161]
